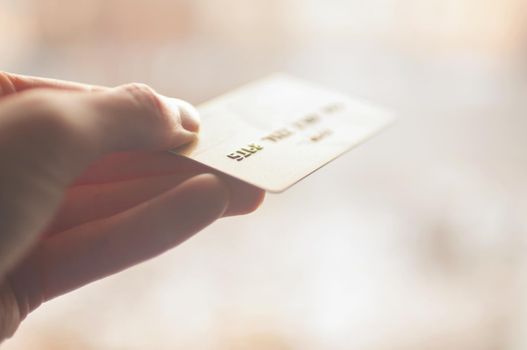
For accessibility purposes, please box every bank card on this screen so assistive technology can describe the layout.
[169,74,394,193]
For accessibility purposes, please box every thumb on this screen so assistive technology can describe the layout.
[0,83,200,277]
[76,84,201,153]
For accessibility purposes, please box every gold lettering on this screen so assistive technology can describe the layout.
[322,103,345,114]
[310,129,333,142]
[261,128,293,143]
[293,114,320,130]
[226,143,264,162]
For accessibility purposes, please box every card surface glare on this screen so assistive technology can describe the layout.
[169,74,395,193]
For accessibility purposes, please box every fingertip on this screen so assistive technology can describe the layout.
[222,179,266,216]
[159,96,201,133]
[236,188,265,215]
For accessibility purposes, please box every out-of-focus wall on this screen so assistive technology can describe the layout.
[2,0,526,96]
[4,0,527,51]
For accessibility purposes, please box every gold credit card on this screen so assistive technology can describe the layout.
[169,74,395,193]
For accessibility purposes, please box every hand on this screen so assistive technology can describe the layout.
[0,72,264,341]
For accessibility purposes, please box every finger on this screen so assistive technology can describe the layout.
[47,172,200,234]
[0,72,198,135]
[0,72,199,133]
[74,152,200,185]
[0,83,200,184]
[0,73,198,131]
[72,151,265,217]
[0,71,104,98]
[8,174,229,314]
[48,168,264,234]
[0,83,199,275]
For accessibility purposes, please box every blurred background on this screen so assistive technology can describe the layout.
[1,0,527,349]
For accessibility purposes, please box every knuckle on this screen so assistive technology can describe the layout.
[120,83,162,115]
[117,82,179,147]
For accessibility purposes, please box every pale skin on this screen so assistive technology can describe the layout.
[0,72,265,341]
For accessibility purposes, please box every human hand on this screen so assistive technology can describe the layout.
[0,72,264,341]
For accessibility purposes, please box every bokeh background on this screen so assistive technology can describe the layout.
[1,0,527,349]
